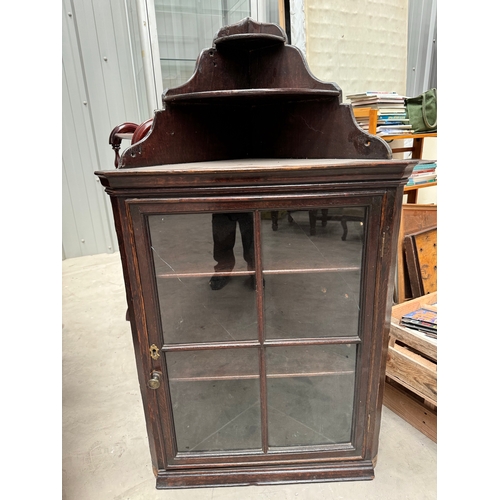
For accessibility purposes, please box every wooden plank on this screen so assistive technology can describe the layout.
[382,132,437,141]
[404,182,437,194]
[404,234,424,297]
[386,344,437,405]
[413,229,437,294]
[392,292,437,319]
[396,205,437,303]
[389,323,437,362]
[403,226,437,298]
[383,381,437,442]
[390,291,437,361]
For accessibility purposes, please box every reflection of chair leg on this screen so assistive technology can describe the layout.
[271,211,278,231]
[287,211,294,223]
[341,215,364,241]
[309,210,317,235]
[309,210,364,240]
[341,217,348,241]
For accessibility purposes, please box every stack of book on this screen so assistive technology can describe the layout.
[400,306,437,339]
[407,160,437,186]
[347,91,413,135]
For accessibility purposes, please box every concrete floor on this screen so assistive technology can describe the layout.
[62,252,437,500]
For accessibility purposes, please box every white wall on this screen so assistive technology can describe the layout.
[304,0,408,99]
[303,0,436,206]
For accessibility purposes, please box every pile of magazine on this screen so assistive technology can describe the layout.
[400,306,437,339]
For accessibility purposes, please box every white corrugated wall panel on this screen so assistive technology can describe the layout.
[62,0,148,259]
[63,3,114,258]
[406,0,436,97]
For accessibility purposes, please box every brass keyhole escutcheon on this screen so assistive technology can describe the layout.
[149,344,160,360]
[148,371,162,390]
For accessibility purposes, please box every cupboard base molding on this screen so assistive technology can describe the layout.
[155,460,376,488]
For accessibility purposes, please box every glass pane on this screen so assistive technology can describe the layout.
[261,208,365,271]
[261,208,364,339]
[159,59,198,91]
[263,271,361,339]
[155,0,252,90]
[266,344,356,448]
[149,213,258,343]
[167,348,261,452]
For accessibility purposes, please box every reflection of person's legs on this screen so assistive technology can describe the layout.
[212,214,237,272]
[210,214,237,290]
[210,213,255,290]
[237,213,259,289]
[237,213,255,271]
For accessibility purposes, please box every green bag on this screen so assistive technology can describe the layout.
[405,88,437,133]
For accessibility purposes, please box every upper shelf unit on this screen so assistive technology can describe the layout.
[118,18,392,169]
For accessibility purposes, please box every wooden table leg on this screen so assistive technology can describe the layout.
[412,137,424,159]
[406,190,418,204]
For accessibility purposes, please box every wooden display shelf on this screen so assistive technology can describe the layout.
[382,132,436,160]
[404,181,436,203]
[383,292,437,442]
[382,132,437,141]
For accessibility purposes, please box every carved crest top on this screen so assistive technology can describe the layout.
[114,18,391,168]
[214,17,287,47]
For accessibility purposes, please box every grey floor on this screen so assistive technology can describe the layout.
[62,213,437,499]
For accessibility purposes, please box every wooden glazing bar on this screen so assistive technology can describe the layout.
[263,336,361,347]
[156,270,255,279]
[259,346,269,454]
[161,336,361,352]
[156,267,361,279]
[162,341,260,351]
[169,370,355,383]
[254,210,265,345]
[254,211,269,454]
[262,267,361,275]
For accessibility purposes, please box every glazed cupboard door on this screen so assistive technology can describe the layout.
[126,194,384,468]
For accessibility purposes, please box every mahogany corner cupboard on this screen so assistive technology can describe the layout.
[95,19,417,489]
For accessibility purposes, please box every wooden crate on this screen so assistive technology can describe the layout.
[384,292,437,442]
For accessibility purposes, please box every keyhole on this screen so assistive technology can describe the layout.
[150,344,160,360]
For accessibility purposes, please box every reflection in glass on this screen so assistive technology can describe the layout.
[263,272,361,339]
[149,213,217,275]
[210,213,255,290]
[149,213,258,343]
[167,348,261,452]
[154,0,278,90]
[266,344,356,448]
[261,208,365,271]
[149,213,255,277]
[261,208,365,339]
[156,276,258,343]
